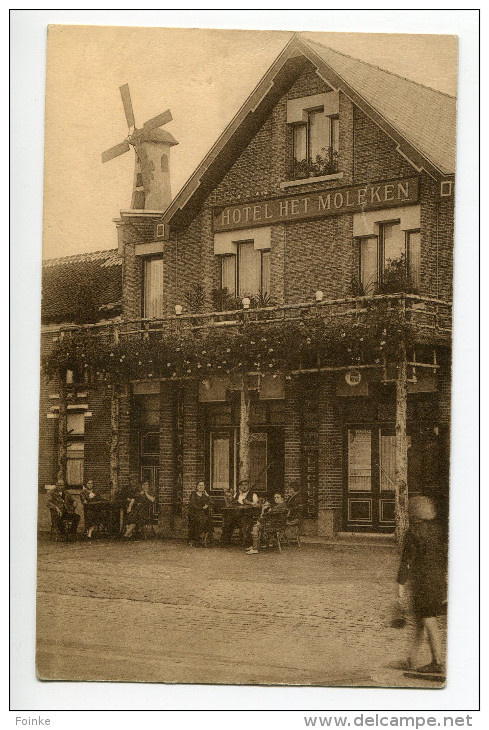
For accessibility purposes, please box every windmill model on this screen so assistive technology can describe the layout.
[102,84,178,211]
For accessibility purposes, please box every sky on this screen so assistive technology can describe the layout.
[42,26,458,260]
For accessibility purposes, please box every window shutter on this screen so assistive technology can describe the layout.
[143,258,164,318]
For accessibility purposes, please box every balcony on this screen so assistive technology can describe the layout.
[43,294,452,385]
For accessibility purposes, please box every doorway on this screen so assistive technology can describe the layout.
[207,427,284,498]
[344,427,412,533]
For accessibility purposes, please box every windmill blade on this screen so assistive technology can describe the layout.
[143,109,172,132]
[120,84,136,129]
[101,139,130,164]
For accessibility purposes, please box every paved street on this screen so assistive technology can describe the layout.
[36,537,446,688]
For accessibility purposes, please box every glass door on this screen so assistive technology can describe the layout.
[345,427,411,532]
[346,428,374,528]
[209,430,236,495]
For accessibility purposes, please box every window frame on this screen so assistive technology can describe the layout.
[406,228,421,290]
[358,222,422,294]
[65,411,86,487]
[293,108,339,171]
[378,219,402,283]
[219,242,271,303]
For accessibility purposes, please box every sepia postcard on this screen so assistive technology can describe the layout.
[36,24,458,690]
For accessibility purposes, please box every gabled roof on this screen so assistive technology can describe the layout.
[42,248,122,325]
[163,34,456,230]
[305,38,456,176]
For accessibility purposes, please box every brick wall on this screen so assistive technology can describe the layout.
[166,61,454,315]
[84,387,111,496]
[38,332,59,491]
[284,379,301,485]
[353,107,415,183]
[182,381,205,500]
[318,376,343,510]
[117,386,131,493]
[159,381,176,508]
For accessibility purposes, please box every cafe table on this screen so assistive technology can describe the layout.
[83,500,124,537]
[221,504,263,545]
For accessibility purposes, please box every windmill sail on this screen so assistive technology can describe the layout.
[101,139,130,164]
[119,83,135,128]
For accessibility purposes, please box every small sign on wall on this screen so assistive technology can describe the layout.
[345,369,362,386]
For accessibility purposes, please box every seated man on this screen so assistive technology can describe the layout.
[220,481,258,546]
[123,480,155,539]
[235,479,259,546]
[47,480,81,540]
[246,492,287,554]
[235,479,259,506]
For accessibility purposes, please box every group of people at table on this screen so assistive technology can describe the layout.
[47,475,302,552]
[188,479,302,553]
[46,478,156,540]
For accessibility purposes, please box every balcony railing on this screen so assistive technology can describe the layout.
[50,294,452,345]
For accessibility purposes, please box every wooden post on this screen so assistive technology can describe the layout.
[395,340,409,545]
[109,383,120,499]
[239,375,251,484]
[57,376,67,483]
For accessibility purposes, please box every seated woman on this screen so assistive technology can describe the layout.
[79,479,103,538]
[123,480,155,539]
[246,493,287,554]
[188,481,212,547]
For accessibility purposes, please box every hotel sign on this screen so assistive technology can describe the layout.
[213,177,419,233]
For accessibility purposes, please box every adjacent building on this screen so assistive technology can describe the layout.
[39,35,455,537]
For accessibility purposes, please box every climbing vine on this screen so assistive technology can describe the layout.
[42,301,418,384]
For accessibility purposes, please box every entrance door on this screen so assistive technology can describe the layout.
[344,427,411,532]
[140,430,159,517]
[208,428,282,498]
[209,430,236,495]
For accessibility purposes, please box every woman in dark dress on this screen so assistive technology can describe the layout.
[188,481,212,546]
[123,481,155,538]
[397,495,447,673]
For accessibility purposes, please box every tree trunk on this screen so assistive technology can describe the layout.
[109,383,120,499]
[239,375,251,484]
[57,377,67,484]
[395,341,409,545]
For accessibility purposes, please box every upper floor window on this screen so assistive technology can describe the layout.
[287,92,340,182]
[221,241,270,303]
[293,110,339,180]
[143,258,164,318]
[358,222,421,295]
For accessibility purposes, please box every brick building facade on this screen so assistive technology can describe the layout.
[39,35,454,537]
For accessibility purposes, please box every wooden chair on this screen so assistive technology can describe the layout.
[260,510,289,552]
[49,508,73,541]
[139,502,158,539]
[284,518,302,547]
